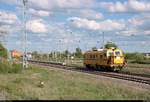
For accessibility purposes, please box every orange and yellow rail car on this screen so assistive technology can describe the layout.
[83,48,126,71]
[11,50,22,59]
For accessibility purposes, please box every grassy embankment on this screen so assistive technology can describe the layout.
[0,60,150,100]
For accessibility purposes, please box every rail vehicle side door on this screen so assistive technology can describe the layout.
[106,50,114,65]
[97,53,103,65]
[103,52,108,66]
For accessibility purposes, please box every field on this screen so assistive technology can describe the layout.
[0,64,150,100]
[122,63,150,77]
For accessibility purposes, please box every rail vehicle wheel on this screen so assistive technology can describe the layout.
[108,67,113,72]
[98,65,102,71]
[113,67,121,72]
[115,70,119,73]
[102,66,109,72]
[96,65,100,71]
[97,65,104,71]
[85,65,92,70]
[118,67,123,72]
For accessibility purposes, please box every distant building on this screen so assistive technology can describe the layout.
[143,53,150,59]
[27,52,32,60]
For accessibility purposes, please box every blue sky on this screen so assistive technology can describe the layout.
[0,0,150,53]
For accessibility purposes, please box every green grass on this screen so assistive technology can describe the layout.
[122,63,150,76]
[0,60,23,74]
[0,64,149,100]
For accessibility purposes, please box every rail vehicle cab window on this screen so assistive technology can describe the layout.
[107,51,114,57]
[115,50,122,56]
[115,51,120,56]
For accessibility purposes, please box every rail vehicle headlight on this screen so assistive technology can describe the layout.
[116,56,120,60]
[62,62,66,65]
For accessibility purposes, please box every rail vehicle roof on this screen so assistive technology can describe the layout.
[85,49,106,54]
[84,48,123,54]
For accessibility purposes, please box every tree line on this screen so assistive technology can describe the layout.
[0,42,149,64]
[31,47,83,61]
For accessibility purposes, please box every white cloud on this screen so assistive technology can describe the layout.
[68,17,100,30]
[78,9,103,20]
[118,29,150,36]
[128,17,144,26]
[0,11,20,35]
[99,19,125,31]
[0,25,10,35]
[104,1,127,12]
[0,0,95,10]
[117,24,150,36]
[26,19,48,33]
[128,0,150,12]
[0,0,18,5]
[101,0,150,12]
[68,17,125,31]
[1,0,150,13]
[144,30,150,35]
[37,10,50,17]
[16,41,31,46]
[118,13,150,36]
[28,8,51,17]
[54,0,94,9]
[117,28,139,36]
[0,11,18,25]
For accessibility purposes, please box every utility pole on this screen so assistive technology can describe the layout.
[59,39,61,63]
[102,32,104,49]
[66,29,70,65]
[22,0,28,69]
[67,40,69,64]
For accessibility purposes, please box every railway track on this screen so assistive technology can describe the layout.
[28,60,150,85]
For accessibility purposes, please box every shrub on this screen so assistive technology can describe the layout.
[0,60,22,74]
[131,59,150,64]
[135,53,145,61]
[0,43,8,58]
[125,53,145,61]
[124,53,150,64]
[9,64,23,73]
[0,60,11,73]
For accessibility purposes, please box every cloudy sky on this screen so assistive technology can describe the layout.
[0,0,150,53]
